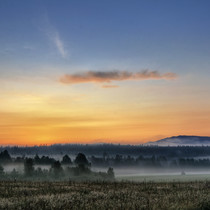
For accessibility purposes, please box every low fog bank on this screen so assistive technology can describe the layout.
[1,149,210,181]
[3,163,24,173]
[93,167,210,177]
[3,163,210,177]
[2,164,52,173]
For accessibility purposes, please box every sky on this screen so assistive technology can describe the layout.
[0,0,210,145]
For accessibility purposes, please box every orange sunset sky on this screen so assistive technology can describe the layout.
[1,1,210,145]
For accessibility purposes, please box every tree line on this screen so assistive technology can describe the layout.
[1,150,210,170]
[2,144,210,158]
[91,154,210,168]
[0,151,114,181]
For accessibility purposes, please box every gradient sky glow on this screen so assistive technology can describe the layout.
[0,0,210,145]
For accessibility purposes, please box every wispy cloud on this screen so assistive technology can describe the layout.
[44,15,68,58]
[59,70,177,85]
[51,31,67,58]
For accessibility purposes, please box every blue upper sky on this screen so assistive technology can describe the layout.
[1,0,210,78]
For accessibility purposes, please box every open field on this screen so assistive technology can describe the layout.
[116,173,210,183]
[0,181,210,209]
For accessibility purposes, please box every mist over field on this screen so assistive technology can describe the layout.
[1,143,210,183]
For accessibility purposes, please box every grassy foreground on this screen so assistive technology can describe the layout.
[0,181,210,209]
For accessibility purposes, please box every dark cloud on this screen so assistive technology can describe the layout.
[59,70,177,84]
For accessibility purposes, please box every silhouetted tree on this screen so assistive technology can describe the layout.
[74,153,91,174]
[114,154,123,166]
[61,155,72,164]
[15,156,25,163]
[0,150,11,163]
[34,154,40,164]
[107,167,114,179]
[74,153,89,167]
[38,156,55,165]
[0,165,4,176]
[51,161,63,178]
[24,158,34,176]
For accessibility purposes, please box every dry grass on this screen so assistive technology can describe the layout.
[0,181,209,209]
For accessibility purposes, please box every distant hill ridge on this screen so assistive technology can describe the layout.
[145,135,210,146]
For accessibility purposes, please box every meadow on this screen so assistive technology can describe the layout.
[117,173,210,183]
[0,180,210,209]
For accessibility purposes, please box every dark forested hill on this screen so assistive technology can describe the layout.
[145,135,210,146]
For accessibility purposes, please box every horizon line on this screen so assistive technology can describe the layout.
[0,135,210,147]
